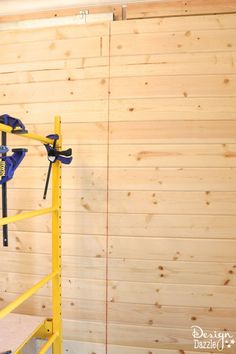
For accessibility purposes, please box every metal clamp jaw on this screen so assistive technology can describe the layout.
[0,114,28,134]
[46,145,72,164]
[43,134,72,199]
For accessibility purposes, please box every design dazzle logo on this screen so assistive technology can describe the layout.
[191,326,235,351]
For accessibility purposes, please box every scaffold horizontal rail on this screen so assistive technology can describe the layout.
[0,272,58,319]
[38,332,59,354]
[0,123,53,145]
[0,207,55,226]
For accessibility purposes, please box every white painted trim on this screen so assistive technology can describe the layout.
[0,12,113,31]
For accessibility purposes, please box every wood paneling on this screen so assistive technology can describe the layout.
[110,30,236,56]
[109,97,236,122]
[1,10,236,354]
[109,121,236,144]
[110,75,236,98]
[109,144,236,167]
[126,0,236,19]
[107,13,236,353]
[1,0,236,23]
[108,213,236,238]
[109,168,236,191]
[111,13,236,34]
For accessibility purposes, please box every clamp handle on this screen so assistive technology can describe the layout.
[11,129,28,134]
[58,148,72,157]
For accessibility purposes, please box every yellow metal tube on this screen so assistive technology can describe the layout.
[38,332,59,354]
[0,271,58,319]
[0,207,55,226]
[52,116,62,353]
[0,123,53,144]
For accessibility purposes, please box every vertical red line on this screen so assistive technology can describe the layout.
[105,22,111,354]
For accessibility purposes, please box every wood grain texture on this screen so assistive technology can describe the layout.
[109,190,236,214]
[1,11,236,353]
[109,120,236,144]
[109,97,236,122]
[110,75,236,99]
[0,0,236,22]
[111,13,236,34]
[110,30,236,56]
[108,213,236,238]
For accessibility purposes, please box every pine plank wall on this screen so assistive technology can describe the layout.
[0,9,236,354]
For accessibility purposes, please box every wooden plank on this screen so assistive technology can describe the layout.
[106,323,236,352]
[109,97,236,122]
[0,294,234,353]
[108,258,236,285]
[0,56,108,74]
[0,251,51,274]
[63,319,105,343]
[7,167,106,189]
[108,281,236,308]
[109,190,236,214]
[110,75,236,99]
[126,0,236,19]
[0,313,45,353]
[0,22,109,44]
[0,292,106,323]
[0,99,108,123]
[109,121,236,144]
[0,66,109,85]
[0,231,105,257]
[108,213,236,238]
[63,256,106,281]
[109,144,236,167]
[3,210,106,235]
[108,236,236,263]
[110,30,236,56]
[111,14,236,34]
[0,272,106,301]
[3,96,236,125]
[108,345,217,354]
[0,37,102,65]
[0,79,108,104]
[2,291,236,333]
[1,295,236,343]
[109,168,236,191]
[10,167,236,193]
[0,0,236,23]
[108,302,236,330]
[5,188,106,212]
[0,251,234,286]
[109,52,236,76]
[0,252,107,279]
[108,190,236,215]
[63,340,105,354]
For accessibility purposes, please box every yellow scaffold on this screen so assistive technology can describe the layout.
[0,116,62,354]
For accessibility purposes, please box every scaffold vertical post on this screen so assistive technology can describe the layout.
[52,115,62,353]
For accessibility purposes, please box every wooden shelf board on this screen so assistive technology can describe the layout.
[0,313,45,353]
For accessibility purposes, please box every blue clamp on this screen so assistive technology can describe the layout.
[0,148,27,185]
[44,134,72,165]
[0,114,28,133]
[0,146,9,154]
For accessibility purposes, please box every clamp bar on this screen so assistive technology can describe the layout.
[0,123,53,145]
[1,130,8,247]
[0,207,55,226]
[0,272,58,319]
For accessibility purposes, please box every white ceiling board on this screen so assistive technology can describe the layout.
[0,0,159,17]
